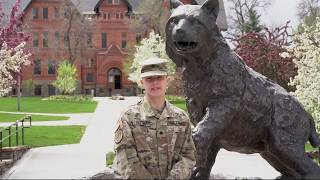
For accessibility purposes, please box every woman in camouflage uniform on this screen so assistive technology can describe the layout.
[113,57,196,179]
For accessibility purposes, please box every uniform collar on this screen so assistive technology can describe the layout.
[142,96,175,118]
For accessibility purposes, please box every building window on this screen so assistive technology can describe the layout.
[101,32,107,48]
[48,85,56,96]
[33,32,39,47]
[114,0,120,4]
[121,33,127,49]
[33,59,41,75]
[43,32,49,48]
[103,13,106,19]
[120,12,124,19]
[85,89,90,95]
[116,12,119,19]
[48,60,56,75]
[107,0,113,4]
[54,7,59,18]
[88,59,94,67]
[55,31,60,48]
[34,85,42,96]
[64,7,71,18]
[108,13,111,19]
[86,73,94,82]
[87,32,93,48]
[43,8,48,19]
[64,33,69,48]
[32,8,39,19]
[11,88,17,96]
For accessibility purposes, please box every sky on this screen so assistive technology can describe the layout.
[224,0,301,29]
[260,0,300,28]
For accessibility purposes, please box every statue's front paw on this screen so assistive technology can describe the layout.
[191,167,210,180]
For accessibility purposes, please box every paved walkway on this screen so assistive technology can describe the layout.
[1,97,280,179]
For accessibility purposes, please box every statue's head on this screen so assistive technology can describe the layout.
[166,0,220,64]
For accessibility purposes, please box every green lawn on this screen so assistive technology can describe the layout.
[167,95,187,111]
[0,113,69,122]
[171,101,187,111]
[1,126,86,147]
[0,97,97,113]
[306,143,319,152]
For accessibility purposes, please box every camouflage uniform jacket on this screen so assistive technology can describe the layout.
[113,97,196,179]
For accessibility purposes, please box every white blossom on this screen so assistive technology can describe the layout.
[290,18,320,132]
[279,52,291,58]
[128,32,176,86]
[0,42,31,96]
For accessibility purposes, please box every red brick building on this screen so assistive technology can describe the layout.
[1,0,226,96]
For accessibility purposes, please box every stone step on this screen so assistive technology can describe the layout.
[1,146,30,161]
[0,146,31,176]
[0,159,14,176]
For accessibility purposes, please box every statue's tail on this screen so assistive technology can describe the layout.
[309,115,320,148]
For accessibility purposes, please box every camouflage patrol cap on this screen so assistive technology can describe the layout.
[140,57,169,78]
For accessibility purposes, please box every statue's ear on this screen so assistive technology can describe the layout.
[201,0,220,18]
[170,0,183,9]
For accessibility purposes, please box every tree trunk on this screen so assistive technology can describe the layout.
[17,73,21,112]
[67,11,74,64]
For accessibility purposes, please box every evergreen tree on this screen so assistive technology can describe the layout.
[241,8,264,33]
[227,0,270,36]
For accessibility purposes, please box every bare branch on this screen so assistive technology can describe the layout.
[227,0,272,36]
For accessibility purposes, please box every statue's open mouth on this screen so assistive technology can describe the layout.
[174,41,199,51]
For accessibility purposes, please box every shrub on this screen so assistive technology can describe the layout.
[43,95,93,102]
[53,61,77,95]
[106,151,115,167]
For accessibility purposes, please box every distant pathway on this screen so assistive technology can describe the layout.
[1,97,280,179]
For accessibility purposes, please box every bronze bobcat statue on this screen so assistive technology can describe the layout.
[166,0,320,179]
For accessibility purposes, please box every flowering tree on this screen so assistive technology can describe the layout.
[290,19,320,131]
[53,61,77,95]
[0,42,31,96]
[0,0,30,49]
[0,0,31,111]
[233,22,296,91]
[126,32,175,86]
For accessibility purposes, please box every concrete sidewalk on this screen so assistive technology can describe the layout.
[1,97,280,179]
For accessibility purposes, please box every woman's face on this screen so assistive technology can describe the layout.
[141,76,168,98]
